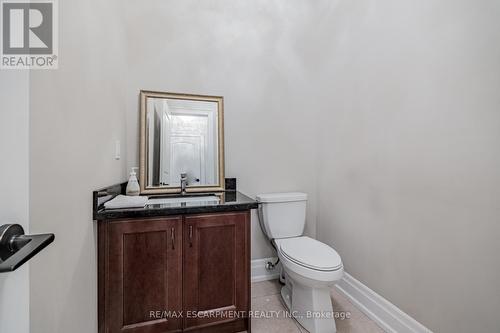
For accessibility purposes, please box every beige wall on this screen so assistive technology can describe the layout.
[29,1,326,332]
[0,70,30,333]
[29,0,127,332]
[28,1,500,333]
[120,0,325,258]
[316,1,500,332]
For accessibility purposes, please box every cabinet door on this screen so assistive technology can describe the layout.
[103,217,183,333]
[183,212,250,331]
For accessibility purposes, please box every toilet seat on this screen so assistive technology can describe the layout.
[277,236,343,271]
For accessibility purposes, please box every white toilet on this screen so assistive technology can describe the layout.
[256,192,344,333]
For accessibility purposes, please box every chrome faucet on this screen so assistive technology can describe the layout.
[180,173,188,195]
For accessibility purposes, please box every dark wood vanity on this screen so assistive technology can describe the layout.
[94,186,257,333]
[94,92,256,332]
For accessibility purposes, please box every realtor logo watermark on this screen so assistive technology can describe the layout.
[1,0,58,69]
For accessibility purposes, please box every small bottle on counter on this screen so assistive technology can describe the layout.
[126,167,140,196]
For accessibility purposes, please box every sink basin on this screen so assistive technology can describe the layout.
[146,195,220,205]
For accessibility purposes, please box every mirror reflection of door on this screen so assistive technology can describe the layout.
[146,97,218,187]
[165,113,207,186]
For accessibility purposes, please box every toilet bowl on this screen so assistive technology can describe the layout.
[257,192,344,333]
[276,236,343,333]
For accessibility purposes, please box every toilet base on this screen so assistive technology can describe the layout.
[280,274,337,333]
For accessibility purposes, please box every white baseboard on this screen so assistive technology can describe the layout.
[251,257,281,282]
[335,272,433,333]
[251,260,432,333]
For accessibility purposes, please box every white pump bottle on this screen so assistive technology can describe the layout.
[126,167,140,196]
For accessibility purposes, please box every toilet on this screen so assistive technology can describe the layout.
[256,192,344,333]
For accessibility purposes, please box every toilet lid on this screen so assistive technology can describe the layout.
[279,237,342,271]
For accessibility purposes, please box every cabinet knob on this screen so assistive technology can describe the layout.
[189,225,193,247]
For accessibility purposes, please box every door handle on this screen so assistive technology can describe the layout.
[170,227,175,250]
[0,224,55,273]
[189,225,193,247]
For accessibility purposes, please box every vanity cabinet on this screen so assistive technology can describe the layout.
[99,216,183,333]
[183,213,249,332]
[98,211,250,333]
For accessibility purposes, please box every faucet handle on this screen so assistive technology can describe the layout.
[181,173,187,178]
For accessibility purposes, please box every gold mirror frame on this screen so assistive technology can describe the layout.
[139,90,225,194]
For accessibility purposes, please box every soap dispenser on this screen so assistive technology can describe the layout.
[126,167,140,196]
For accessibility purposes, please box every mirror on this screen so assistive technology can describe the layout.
[139,91,225,194]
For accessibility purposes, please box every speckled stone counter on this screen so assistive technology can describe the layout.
[93,183,258,221]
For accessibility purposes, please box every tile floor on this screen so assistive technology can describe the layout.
[247,279,385,333]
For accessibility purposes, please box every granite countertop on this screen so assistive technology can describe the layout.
[93,183,258,221]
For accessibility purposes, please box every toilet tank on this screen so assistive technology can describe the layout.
[256,192,307,239]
